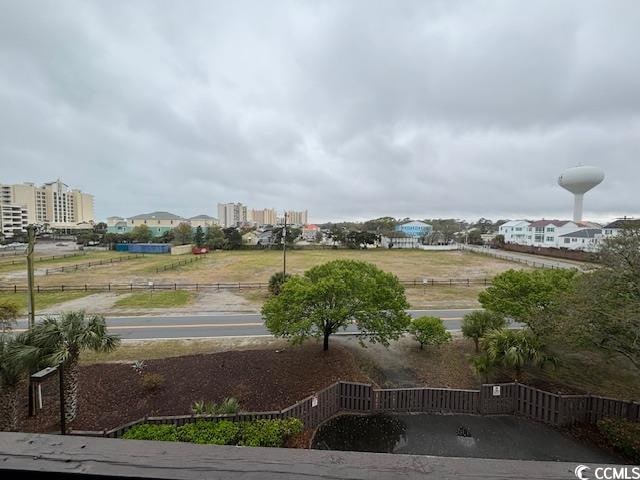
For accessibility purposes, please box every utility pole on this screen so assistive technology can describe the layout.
[282,211,287,276]
[26,224,36,329]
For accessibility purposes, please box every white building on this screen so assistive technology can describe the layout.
[0,204,28,238]
[0,179,94,229]
[217,203,248,228]
[380,235,419,249]
[601,218,639,238]
[558,229,602,252]
[498,220,531,243]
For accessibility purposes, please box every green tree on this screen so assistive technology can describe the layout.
[482,329,555,381]
[466,229,483,245]
[157,229,175,244]
[262,260,410,351]
[205,225,226,250]
[173,222,193,246]
[268,272,292,296]
[19,312,120,423]
[0,300,19,333]
[131,224,153,243]
[461,311,507,352]
[193,226,205,248]
[560,225,640,370]
[408,316,452,350]
[478,269,578,336]
[222,228,242,250]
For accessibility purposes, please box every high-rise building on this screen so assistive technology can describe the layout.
[249,208,277,226]
[285,210,308,225]
[0,204,28,238]
[217,203,248,228]
[0,179,95,229]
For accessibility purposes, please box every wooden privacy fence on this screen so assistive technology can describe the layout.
[72,381,640,439]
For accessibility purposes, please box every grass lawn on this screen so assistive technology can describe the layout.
[0,291,93,313]
[0,251,133,274]
[113,290,194,309]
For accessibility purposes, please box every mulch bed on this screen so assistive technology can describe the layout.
[18,343,370,433]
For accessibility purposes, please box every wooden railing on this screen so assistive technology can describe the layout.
[72,381,640,439]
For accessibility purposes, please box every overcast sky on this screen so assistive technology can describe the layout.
[1,1,638,224]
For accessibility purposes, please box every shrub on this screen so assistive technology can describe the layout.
[408,316,451,350]
[0,300,19,333]
[178,420,240,445]
[268,271,292,296]
[141,373,165,392]
[190,397,240,415]
[597,418,640,463]
[131,360,146,374]
[217,397,240,414]
[123,424,178,441]
[121,418,303,447]
[238,418,304,447]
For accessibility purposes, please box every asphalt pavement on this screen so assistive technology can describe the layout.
[14,309,480,340]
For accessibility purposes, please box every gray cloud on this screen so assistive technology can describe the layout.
[0,0,638,223]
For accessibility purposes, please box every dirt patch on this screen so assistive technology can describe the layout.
[41,292,121,314]
[19,342,370,432]
[336,336,480,389]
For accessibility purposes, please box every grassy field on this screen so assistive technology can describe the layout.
[0,291,94,313]
[113,290,194,308]
[0,249,526,287]
[0,251,133,274]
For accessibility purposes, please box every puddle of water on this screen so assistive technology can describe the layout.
[311,413,618,463]
[312,414,407,453]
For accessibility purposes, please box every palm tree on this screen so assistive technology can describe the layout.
[24,311,120,425]
[0,333,35,431]
[482,329,556,381]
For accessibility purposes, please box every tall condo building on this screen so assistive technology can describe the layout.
[217,203,248,228]
[285,210,308,225]
[0,179,95,230]
[249,208,277,226]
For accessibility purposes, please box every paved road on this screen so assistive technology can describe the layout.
[460,244,588,270]
[14,309,479,340]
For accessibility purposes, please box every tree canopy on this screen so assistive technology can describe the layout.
[262,260,410,350]
[408,316,451,350]
[478,268,578,335]
[559,226,640,370]
[130,224,153,243]
[173,222,193,246]
[461,310,507,352]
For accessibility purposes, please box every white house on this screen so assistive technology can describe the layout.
[601,218,639,238]
[498,220,531,244]
[557,229,602,252]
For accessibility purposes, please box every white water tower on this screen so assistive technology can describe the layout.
[558,166,604,222]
